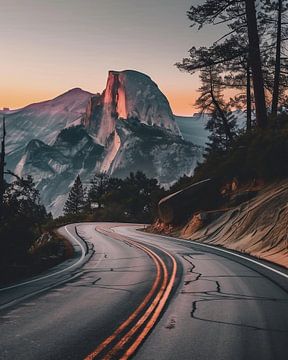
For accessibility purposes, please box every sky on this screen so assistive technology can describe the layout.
[0,0,224,115]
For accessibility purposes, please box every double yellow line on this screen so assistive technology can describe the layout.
[84,226,177,360]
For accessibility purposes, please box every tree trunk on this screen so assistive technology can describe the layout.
[271,0,282,116]
[0,117,6,220]
[245,0,267,128]
[246,63,252,131]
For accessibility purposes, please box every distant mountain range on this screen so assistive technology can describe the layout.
[1,70,208,216]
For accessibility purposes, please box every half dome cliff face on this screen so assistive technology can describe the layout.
[3,70,204,216]
[82,70,181,145]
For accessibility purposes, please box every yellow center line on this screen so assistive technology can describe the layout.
[84,226,163,360]
[121,247,177,360]
[94,225,178,360]
[102,241,169,360]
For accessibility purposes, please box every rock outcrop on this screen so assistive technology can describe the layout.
[82,70,181,145]
[4,70,205,216]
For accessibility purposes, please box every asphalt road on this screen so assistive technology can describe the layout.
[0,223,288,360]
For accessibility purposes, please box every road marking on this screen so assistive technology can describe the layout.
[103,242,169,360]
[128,226,288,280]
[184,240,288,279]
[84,228,162,360]
[0,225,86,292]
[0,271,83,311]
[121,245,177,360]
[84,226,177,360]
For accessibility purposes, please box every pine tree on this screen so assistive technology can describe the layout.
[260,0,288,115]
[177,36,254,131]
[194,66,238,153]
[195,66,236,142]
[63,175,85,215]
[4,175,48,231]
[272,0,283,115]
[178,0,268,128]
[205,110,237,154]
[88,173,110,209]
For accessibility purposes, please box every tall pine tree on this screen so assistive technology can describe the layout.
[205,110,237,154]
[63,175,85,215]
[195,65,237,144]
[260,0,288,115]
[178,0,268,128]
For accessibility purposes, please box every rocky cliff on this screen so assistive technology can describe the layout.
[82,70,181,145]
[3,70,204,216]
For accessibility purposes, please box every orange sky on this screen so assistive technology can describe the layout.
[0,0,225,116]
[1,85,198,116]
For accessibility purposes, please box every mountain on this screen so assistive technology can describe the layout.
[175,110,248,147]
[81,70,184,175]
[2,88,94,173]
[3,70,204,216]
[175,114,210,147]
[103,118,202,185]
[18,126,104,215]
[82,70,181,145]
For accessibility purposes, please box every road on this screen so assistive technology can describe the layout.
[0,223,288,360]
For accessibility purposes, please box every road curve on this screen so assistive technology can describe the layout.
[117,225,288,360]
[0,223,177,360]
[0,222,288,360]
[0,225,91,311]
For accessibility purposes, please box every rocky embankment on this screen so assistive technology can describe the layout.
[149,180,288,268]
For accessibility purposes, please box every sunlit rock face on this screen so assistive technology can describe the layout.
[83,70,181,145]
[4,70,205,216]
[81,70,192,186]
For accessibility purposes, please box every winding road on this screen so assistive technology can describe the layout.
[0,223,288,360]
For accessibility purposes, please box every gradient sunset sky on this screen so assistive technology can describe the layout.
[0,0,224,115]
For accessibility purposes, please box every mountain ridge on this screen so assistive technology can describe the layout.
[2,70,205,216]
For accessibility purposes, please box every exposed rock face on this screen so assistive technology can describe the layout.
[81,94,103,139]
[16,119,202,217]
[82,70,181,145]
[2,88,94,173]
[107,118,201,185]
[81,70,186,182]
[187,182,288,268]
[17,126,104,216]
[16,139,69,182]
[4,70,206,216]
